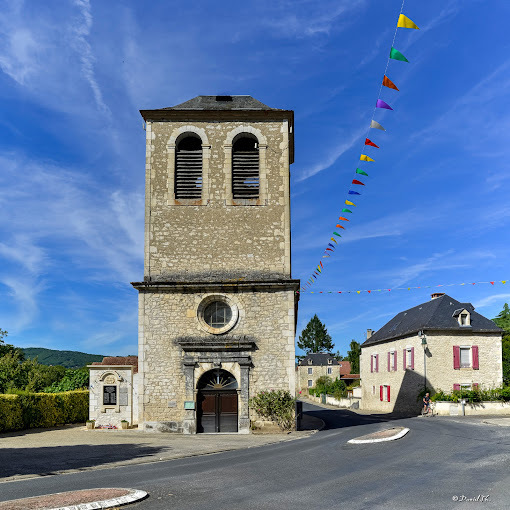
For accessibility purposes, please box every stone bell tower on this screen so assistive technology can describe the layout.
[132,95,299,434]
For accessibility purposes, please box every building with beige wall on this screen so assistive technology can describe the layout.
[296,353,352,393]
[360,293,503,414]
[129,95,299,433]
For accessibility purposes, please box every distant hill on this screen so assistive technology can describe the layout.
[22,348,105,369]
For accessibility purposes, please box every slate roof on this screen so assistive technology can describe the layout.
[362,294,503,347]
[298,353,339,366]
[160,95,282,111]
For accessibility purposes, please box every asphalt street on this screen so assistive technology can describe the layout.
[1,402,509,510]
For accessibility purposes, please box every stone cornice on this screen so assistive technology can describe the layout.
[131,279,301,293]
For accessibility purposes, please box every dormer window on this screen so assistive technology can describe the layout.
[453,308,471,326]
[328,359,332,365]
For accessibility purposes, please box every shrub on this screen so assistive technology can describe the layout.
[0,390,89,432]
[250,390,296,430]
[431,386,510,403]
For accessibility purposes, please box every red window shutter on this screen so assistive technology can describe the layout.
[403,349,406,370]
[453,346,460,369]
[370,355,373,373]
[388,352,391,372]
[380,385,383,401]
[453,383,461,391]
[394,351,397,371]
[387,385,390,402]
[411,347,415,370]
[473,383,479,390]
[472,346,479,369]
[376,354,379,372]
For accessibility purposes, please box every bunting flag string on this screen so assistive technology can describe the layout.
[301,3,420,293]
[298,280,508,295]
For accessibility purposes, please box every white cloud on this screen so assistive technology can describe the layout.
[474,293,510,309]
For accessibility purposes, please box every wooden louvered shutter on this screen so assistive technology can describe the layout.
[232,137,259,199]
[403,349,406,370]
[411,348,414,370]
[175,137,202,199]
[472,345,479,369]
[453,383,461,391]
[453,346,460,370]
[380,385,383,401]
[387,352,391,372]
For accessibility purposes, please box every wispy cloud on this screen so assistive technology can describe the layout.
[474,293,510,310]
[295,127,365,182]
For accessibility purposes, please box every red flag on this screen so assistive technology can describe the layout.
[319,261,323,268]
[335,225,345,229]
[382,75,399,90]
[352,179,365,185]
[490,281,494,285]
[365,138,379,148]
[326,248,333,252]
[368,290,371,293]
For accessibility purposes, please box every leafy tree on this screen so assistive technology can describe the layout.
[44,367,89,392]
[346,340,361,374]
[0,330,24,360]
[333,350,344,361]
[493,304,510,384]
[297,315,334,353]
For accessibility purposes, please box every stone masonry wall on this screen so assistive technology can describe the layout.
[137,288,296,430]
[296,364,341,393]
[144,120,291,281]
[360,332,503,413]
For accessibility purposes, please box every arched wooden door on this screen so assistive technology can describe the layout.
[197,369,238,433]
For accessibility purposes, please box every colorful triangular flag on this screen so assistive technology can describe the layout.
[390,47,409,62]
[341,208,352,213]
[365,138,379,148]
[345,200,356,206]
[370,120,385,131]
[382,75,399,91]
[352,179,365,185]
[338,217,349,221]
[360,155,375,162]
[356,169,368,176]
[397,14,419,29]
[335,225,345,229]
[376,99,393,110]
[333,232,342,236]
[348,190,360,195]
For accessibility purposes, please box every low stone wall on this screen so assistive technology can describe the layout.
[434,401,510,416]
[308,394,361,409]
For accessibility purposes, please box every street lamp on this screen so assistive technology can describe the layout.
[419,330,427,392]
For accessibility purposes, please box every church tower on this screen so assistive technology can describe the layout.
[132,95,299,433]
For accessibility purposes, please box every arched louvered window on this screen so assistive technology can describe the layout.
[175,135,203,199]
[232,135,259,199]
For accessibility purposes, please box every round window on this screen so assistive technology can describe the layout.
[197,295,239,335]
[203,301,232,328]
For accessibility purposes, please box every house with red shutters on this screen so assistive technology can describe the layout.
[359,293,503,414]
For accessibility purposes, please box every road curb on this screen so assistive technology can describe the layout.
[348,427,410,444]
[49,488,148,510]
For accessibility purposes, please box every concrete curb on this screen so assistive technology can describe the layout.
[348,427,410,444]
[49,488,148,510]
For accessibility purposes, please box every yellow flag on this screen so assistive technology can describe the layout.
[345,200,356,207]
[330,237,338,244]
[398,14,419,29]
[503,280,507,284]
[357,291,361,294]
[360,154,375,162]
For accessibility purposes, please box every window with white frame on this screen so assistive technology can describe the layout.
[371,354,379,373]
[405,347,414,369]
[308,367,313,375]
[389,350,397,371]
[307,380,313,387]
[328,359,333,365]
[327,367,332,375]
[460,347,471,368]
[460,313,469,326]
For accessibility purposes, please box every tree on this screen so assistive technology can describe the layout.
[333,350,344,361]
[346,340,361,374]
[493,304,510,385]
[493,304,510,334]
[297,315,334,353]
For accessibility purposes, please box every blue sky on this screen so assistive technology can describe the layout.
[0,0,509,358]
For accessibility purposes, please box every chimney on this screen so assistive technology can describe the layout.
[431,292,445,300]
[366,329,374,340]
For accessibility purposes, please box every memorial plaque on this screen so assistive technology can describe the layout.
[184,401,195,410]
[119,387,128,406]
[103,385,117,405]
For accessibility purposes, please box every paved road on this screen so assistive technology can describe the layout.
[1,403,509,509]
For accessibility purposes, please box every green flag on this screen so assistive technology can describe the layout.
[356,168,369,176]
[341,208,352,213]
[390,47,409,62]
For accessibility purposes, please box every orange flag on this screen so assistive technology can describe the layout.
[382,75,399,91]
[335,225,345,229]
[338,217,350,221]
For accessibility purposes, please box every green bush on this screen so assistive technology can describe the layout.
[310,377,347,399]
[431,386,510,403]
[250,390,296,430]
[0,390,89,432]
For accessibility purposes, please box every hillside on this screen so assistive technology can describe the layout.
[22,348,105,369]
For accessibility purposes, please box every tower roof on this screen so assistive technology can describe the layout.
[162,95,282,111]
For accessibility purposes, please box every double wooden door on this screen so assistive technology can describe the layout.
[197,390,238,433]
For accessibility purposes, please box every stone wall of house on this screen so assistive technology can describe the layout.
[89,366,136,427]
[296,364,341,393]
[144,119,291,281]
[137,287,297,432]
[360,331,503,413]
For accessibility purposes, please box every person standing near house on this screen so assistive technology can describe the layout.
[422,392,431,414]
